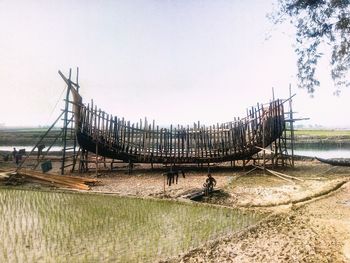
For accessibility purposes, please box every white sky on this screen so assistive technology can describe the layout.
[0,0,349,128]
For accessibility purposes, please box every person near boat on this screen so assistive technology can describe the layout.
[204,174,216,196]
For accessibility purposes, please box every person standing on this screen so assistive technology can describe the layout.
[37,144,45,159]
[12,148,17,162]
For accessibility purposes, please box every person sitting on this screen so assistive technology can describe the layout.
[204,173,216,195]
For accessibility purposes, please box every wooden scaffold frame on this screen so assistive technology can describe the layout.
[17,69,300,176]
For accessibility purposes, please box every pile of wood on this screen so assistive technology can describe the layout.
[251,165,304,184]
[17,170,100,190]
[0,170,12,181]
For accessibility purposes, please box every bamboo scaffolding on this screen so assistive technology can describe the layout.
[18,70,299,176]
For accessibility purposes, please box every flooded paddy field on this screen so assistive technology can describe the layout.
[0,188,264,263]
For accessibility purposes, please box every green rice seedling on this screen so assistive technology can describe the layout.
[0,188,266,262]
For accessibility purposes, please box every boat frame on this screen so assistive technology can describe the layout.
[65,73,286,165]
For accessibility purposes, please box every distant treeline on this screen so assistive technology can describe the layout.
[1,128,350,147]
[0,128,70,146]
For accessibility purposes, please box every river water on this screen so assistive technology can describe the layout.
[1,145,350,158]
[0,146,71,152]
[294,145,350,158]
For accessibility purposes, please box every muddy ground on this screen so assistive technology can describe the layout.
[1,159,350,262]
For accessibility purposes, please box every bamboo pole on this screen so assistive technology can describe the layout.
[289,85,295,167]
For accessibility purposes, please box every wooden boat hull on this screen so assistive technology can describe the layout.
[75,102,285,163]
[76,131,269,164]
[70,83,285,164]
[316,157,350,167]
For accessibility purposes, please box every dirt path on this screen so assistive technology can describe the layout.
[299,181,350,262]
[162,171,350,262]
[161,185,350,262]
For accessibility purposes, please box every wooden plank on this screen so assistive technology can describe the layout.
[90,100,94,135]
[104,113,109,143]
[142,118,147,161]
[231,121,236,155]
[125,121,130,153]
[134,122,139,155]
[130,122,135,154]
[198,121,201,159]
[228,122,233,155]
[186,125,190,159]
[224,123,229,156]
[288,85,295,167]
[121,117,125,152]
[94,105,98,138]
[152,120,155,156]
[203,125,207,159]
[174,127,177,160]
[108,114,112,145]
[104,113,108,143]
[113,116,118,147]
[138,119,142,157]
[246,109,251,147]
[107,114,112,146]
[156,125,159,157]
[101,111,105,141]
[80,105,86,133]
[164,128,168,159]
[199,125,204,158]
[212,124,216,157]
[160,127,163,158]
[86,104,91,135]
[170,124,173,160]
[178,125,181,159]
[209,125,213,157]
[148,124,152,161]
[217,123,220,158]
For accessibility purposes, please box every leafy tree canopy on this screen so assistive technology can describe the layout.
[272,0,350,94]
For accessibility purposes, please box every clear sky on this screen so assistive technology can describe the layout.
[0,0,349,128]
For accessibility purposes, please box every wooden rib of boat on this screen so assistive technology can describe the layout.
[69,83,286,164]
[315,157,350,167]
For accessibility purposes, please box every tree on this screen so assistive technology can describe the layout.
[272,0,350,94]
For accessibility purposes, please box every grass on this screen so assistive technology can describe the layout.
[0,188,264,262]
[294,129,350,138]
